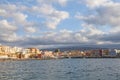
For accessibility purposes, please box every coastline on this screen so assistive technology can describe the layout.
[0,57,120,62]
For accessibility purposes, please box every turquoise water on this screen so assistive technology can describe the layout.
[0,59,120,80]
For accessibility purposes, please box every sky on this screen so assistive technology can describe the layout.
[0,0,120,49]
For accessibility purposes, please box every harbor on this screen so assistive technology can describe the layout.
[0,45,120,60]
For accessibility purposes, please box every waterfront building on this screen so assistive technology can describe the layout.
[0,45,11,54]
[109,49,116,56]
[81,51,86,57]
[0,46,3,54]
[91,50,100,57]
[99,49,102,57]
[0,54,9,59]
[27,48,40,54]
[114,49,120,56]
[7,53,19,59]
[22,49,30,54]
[84,50,95,57]
[102,49,109,56]
[22,48,42,59]
[42,51,55,59]
[68,50,83,57]
[24,53,31,58]
[0,45,23,54]
[12,47,23,53]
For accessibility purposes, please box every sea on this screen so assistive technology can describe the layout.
[0,59,120,80]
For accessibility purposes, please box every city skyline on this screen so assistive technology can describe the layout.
[0,0,120,49]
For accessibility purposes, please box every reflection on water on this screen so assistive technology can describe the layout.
[0,59,120,80]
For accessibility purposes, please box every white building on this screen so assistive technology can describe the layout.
[0,55,9,59]
[22,49,30,54]
[42,51,55,59]
[114,49,120,56]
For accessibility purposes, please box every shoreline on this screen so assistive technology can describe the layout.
[0,57,120,61]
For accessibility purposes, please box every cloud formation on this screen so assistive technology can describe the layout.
[76,0,120,46]
[0,0,120,48]
[31,3,69,29]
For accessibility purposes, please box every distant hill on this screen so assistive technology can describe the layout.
[41,46,108,51]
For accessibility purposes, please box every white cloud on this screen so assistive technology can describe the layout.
[85,0,112,9]
[31,4,69,29]
[75,0,120,46]
[0,4,17,12]
[25,27,36,33]
[0,1,69,31]
[74,33,88,42]
[96,41,112,45]
[0,20,17,31]
[37,0,68,6]
[0,20,20,42]
[76,0,120,29]
[32,4,54,15]
[81,23,105,36]
[58,0,67,6]
[1,0,120,48]
[0,4,29,26]
[12,12,28,24]
[0,1,69,47]
[0,8,6,16]
[1,33,20,42]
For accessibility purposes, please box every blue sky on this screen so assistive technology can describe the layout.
[0,0,120,49]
